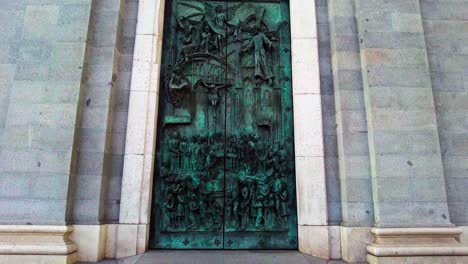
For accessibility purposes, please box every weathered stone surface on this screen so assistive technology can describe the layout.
[329,0,373,227]
[421,0,468,226]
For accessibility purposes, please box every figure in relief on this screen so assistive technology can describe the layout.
[242,25,275,85]
[168,67,190,107]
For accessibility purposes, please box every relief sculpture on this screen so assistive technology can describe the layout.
[152,0,297,249]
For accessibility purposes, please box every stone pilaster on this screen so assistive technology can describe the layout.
[355,0,468,262]
[328,0,374,261]
[0,1,93,263]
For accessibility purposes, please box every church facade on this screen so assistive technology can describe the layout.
[1,0,468,263]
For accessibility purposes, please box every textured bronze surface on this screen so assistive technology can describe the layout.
[150,0,296,249]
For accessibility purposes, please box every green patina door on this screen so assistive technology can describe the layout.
[150,0,297,249]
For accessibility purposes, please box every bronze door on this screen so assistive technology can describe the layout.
[150,0,297,249]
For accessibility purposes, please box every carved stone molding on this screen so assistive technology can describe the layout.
[0,225,77,263]
[367,227,468,264]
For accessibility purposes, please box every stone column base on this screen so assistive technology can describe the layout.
[367,227,468,264]
[0,225,77,264]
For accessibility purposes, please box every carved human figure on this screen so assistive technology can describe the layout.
[205,150,217,180]
[179,136,189,170]
[242,25,274,85]
[187,191,199,230]
[253,193,265,229]
[175,180,186,229]
[200,24,214,52]
[244,135,259,175]
[168,67,190,107]
[164,192,177,229]
[168,132,181,170]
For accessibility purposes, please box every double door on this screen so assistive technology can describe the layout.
[150,0,297,249]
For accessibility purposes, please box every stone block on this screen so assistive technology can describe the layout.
[363,48,427,67]
[448,202,468,224]
[439,133,468,156]
[336,70,363,90]
[341,178,373,202]
[431,71,465,92]
[23,5,59,41]
[411,177,448,202]
[442,156,468,179]
[43,81,81,104]
[341,132,369,155]
[367,86,438,110]
[71,199,101,224]
[73,174,104,201]
[0,174,31,199]
[92,10,119,34]
[0,225,77,264]
[366,65,431,88]
[375,202,451,227]
[367,228,468,264]
[371,109,438,131]
[420,1,468,21]
[375,177,411,202]
[76,151,105,175]
[374,154,444,178]
[95,0,120,12]
[360,32,426,49]
[327,202,343,225]
[340,226,373,263]
[328,0,355,18]
[340,155,371,178]
[31,175,69,200]
[0,199,68,224]
[315,4,328,25]
[338,89,365,110]
[71,224,107,262]
[357,12,393,33]
[392,13,423,33]
[104,224,118,258]
[119,154,144,224]
[116,224,138,258]
[56,4,92,42]
[88,47,115,66]
[424,20,468,35]
[331,17,358,35]
[341,201,374,226]
[298,225,332,260]
[332,35,360,52]
[85,64,113,85]
[356,0,420,13]
[295,156,327,226]
[332,51,361,70]
[32,127,75,151]
[340,110,367,133]
[293,94,324,157]
[372,131,442,155]
[81,106,111,130]
[434,93,468,112]
[290,0,317,39]
[291,38,321,95]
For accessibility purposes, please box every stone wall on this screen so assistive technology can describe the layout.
[421,0,468,225]
[72,0,138,224]
[328,0,373,227]
[316,0,342,225]
[0,0,92,224]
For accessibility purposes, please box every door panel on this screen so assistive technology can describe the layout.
[149,0,228,249]
[222,0,297,249]
[150,0,297,249]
